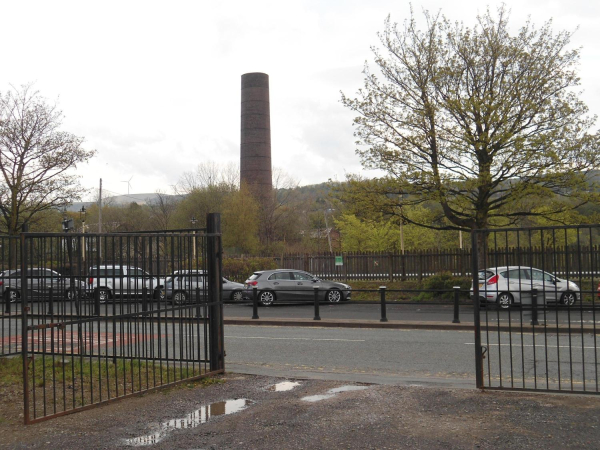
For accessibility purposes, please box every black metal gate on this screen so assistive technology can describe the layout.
[16,214,224,423]
[472,225,600,394]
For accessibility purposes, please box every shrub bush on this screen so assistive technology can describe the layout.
[222,257,278,283]
[415,272,471,301]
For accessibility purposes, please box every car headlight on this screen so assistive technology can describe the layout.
[569,281,579,290]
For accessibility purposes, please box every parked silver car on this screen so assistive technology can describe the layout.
[0,268,86,302]
[471,266,579,308]
[164,270,245,304]
[243,269,352,306]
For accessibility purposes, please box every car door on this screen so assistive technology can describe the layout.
[502,268,530,303]
[42,269,64,299]
[127,268,148,296]
[291,271,319,300]
[266,272,295,301]
[529,269,556,304]
[27,269,44,299]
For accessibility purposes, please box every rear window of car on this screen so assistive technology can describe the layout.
[248,273,262,281]
[478,270,494,280]
[500,269,529,280]
[269,272,292,280]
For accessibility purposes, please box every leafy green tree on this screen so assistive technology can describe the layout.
[222,185,260,254]
[0,84,95,235]
[341,6,599,265]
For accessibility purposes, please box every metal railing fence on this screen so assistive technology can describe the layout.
[472,225,600,394]
[7,214,225,424]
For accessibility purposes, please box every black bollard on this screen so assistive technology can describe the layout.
[452,286,461,324]
[313,286,321,321]
[94,288,100,316]
[531,288,539,326]
[142,287,148,313]
[252,287,259,319]
[379,286,388,322]
[48,287,54,316]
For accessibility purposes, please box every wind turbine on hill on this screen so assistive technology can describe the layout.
[122,176,133,195]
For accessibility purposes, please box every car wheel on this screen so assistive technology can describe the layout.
[98,289,110,304]
[231,290,244,302]
[259,290,275,307]
[4,290,19,303]
[498,293,513,309]
[173,291,188,305]
[326,289,342,303]
[561,291,576,307]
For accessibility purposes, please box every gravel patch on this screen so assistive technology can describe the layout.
[1,373,599,449]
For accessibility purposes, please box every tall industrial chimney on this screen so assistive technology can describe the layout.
[240,73,272,200]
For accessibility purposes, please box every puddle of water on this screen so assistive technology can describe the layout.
[269,381,301,392]
[124,399,252,446]
[328,385,369,394]
[301,385,369,403]
[301,393,336,403]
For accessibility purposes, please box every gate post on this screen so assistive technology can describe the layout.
[471,230,484,389]
[207,213,224,372]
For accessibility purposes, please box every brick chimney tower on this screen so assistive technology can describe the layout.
[240,73,272,201]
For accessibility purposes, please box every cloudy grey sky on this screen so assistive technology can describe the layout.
[1,0,598,199]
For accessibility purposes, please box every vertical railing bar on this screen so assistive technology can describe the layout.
[492,231,503,388]
[157,235,163,387]
[552,228,561,391]
[540,229,550,391]
[504,230,514,388]
[565,228,574,391]
[589,226,598,393]
[576,227,586,392]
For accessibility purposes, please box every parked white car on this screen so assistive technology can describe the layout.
[88,265,165,303]
[471,266,579,308]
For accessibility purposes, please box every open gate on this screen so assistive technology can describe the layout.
[16,213,224,423]
[472,225,600,394]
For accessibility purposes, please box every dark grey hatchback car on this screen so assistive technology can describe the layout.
[243,269,352,306]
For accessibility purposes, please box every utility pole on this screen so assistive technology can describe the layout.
[98,178,102,262]
[98,178,103,233]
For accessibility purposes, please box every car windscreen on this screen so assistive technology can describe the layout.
[248,273,262,281]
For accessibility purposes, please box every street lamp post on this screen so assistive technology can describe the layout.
[323,209,334,253]
[80,206,86,265]
[190,216,197,260]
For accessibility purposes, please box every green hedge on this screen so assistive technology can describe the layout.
[348,273,471,302]
[222,257,278,283]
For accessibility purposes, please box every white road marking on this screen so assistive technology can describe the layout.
[465,342,597,349]
[224,336,365,342]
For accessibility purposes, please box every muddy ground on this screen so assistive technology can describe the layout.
[1,373,600,449]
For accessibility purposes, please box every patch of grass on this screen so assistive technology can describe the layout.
[1,355,213,420]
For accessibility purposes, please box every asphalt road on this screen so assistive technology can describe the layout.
[223,325,478,387]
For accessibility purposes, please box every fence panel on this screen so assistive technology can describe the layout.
[472,225,600,394]
[17,227,223,424]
